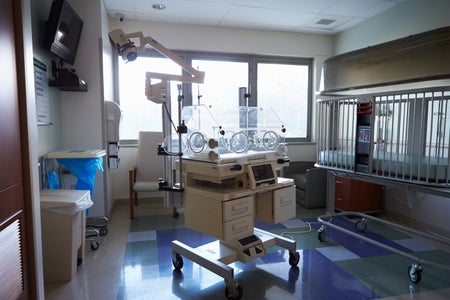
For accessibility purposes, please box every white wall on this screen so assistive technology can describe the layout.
[30,0,63,157]
[100,0,115,216]
[332,0,450,236]
[63,0,104,150]
[31,0,109,216]
[107,18,334,200]
[334,0,450,54]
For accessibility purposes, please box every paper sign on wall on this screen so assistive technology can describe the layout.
[34,58,50,125]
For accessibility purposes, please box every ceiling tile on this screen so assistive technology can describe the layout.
[233,0,337,13]
[134,0,230,21]
[103,0,405,34]
[223,6,313,27]
[104,0,134,12]
[323,0,398,18]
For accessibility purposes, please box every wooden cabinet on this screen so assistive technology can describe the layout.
[0,0,30,298]
[334,177,382,212]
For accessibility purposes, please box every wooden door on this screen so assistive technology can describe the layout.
[0,0,30,298]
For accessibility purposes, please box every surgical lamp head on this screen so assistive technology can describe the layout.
[108,29,138,62]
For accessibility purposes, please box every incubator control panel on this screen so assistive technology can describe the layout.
[246,162,277,189]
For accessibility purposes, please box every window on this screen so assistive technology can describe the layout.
[118,56,181,140]
[116,51,312,142]
[257,62,311,139]
[191,59,248,107]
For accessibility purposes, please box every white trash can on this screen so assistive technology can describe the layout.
[40,189,92,282]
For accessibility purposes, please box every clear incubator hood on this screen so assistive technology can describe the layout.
[180,105,288,164]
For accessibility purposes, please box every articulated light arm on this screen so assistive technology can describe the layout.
[108,29,205,102]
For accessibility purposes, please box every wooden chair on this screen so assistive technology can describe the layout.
[129,131,164,219]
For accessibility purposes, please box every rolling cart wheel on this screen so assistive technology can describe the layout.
[355,219,367,232]
[172,253,184,270]
[318,230,326,242]
[224,282,242,299]
[408,282,417,294]
[289,251,300,266]
[90,241,99,251]
[99,227,108,236]
[408,264,423,284]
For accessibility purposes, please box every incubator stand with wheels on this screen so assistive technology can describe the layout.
[171,105,300,299]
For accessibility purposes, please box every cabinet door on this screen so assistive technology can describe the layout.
[223,215,254,241]
[223,196,253,222]
[334,177,352,211]
[350,179,382,212]
[0,0,22,191]
[0,0,29,298]
[334,177,382,212]
[273,185,296,223]
[255,185,296,224]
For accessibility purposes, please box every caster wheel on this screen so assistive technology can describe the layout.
[224,283,243,299]
[99,227,108,236]
[289,251,300,266]
[318,230,326,242]
[90,242,99,251]
[355,219,367,232]
[408,264,422,284]
[172,269,184,282]
[408,282,417,294]
[288,266,300,282]
[172,253,184,270]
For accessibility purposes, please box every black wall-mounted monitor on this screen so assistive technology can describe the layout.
[43,0,83,66]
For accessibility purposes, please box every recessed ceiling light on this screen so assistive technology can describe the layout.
[152,3,166,10]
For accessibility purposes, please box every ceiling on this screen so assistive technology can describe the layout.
[103,0,406,35]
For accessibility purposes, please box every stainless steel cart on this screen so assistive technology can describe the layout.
[317,211,450,284]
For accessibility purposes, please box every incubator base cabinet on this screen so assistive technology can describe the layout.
[40,189,91,282]
[185,178,295,241]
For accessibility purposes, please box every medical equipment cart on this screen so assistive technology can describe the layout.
[170,105,300,299]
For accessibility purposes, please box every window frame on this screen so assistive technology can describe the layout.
[113,49,313,144]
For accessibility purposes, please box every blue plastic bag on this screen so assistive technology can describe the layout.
[48,170,60,189]
[56,157,104,197]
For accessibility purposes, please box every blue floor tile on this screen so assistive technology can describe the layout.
[118,212,449,299]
